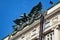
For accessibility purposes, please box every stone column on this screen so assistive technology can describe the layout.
[54,26,60,40]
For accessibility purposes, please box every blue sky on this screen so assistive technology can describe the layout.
[0,0,58,40]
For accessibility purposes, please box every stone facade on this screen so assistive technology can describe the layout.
[3,1,60,40]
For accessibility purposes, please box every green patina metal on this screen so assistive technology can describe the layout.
[13,2,42,33]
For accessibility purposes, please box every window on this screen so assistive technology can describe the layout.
[52,16,58,24]
[44,32,54,40]
[44,21,50,29]
[31,28,37,37]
